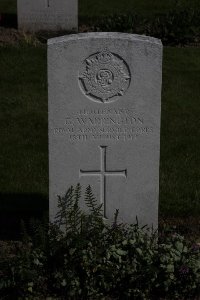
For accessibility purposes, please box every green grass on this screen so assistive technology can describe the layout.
[0,0,200,16]
[0,42,200,220]
[0,0,16,14]
[0,43,48,197]
[160,47,200,217]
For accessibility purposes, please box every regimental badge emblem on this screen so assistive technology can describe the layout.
[79,49,131,103]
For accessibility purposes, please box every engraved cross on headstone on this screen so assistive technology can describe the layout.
[79,146,127,218]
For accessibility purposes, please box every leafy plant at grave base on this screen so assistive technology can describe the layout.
[0,184,200,299]
[90,7,200,46]
[145,8,200,45]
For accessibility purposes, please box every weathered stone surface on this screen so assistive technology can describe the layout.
[48,33,162,228]
[17,0,77,32]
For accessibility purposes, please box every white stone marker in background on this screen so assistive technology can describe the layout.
[48,33,162,228]
[17,0,77,32]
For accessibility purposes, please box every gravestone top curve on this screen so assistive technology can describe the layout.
[48,32,162,46]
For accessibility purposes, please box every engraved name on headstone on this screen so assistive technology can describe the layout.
[17,0,78,32]
[48,33,163,227]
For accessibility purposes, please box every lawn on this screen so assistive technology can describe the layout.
[0,40,48,238]
[0,0,16,14]
[160,47,200,217]
[0,43,48,197]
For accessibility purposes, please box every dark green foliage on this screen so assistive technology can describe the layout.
[90,8,200,46]
[0,185,200,299]
[145,9,200,45]
[2,0,200,16]
[85,185,103,217]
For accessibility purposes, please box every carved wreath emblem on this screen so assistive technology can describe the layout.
[79,49,131,103]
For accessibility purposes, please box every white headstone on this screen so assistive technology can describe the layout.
[48,33,162,228]
[17,0,77,32]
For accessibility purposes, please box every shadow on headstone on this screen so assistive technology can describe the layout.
[0,13,17,29]
[0,193,48,240]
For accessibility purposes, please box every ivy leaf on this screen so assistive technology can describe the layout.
[136,248,143,256]
[166,264,174,273]
[175,241,184,252]
[69,248,76,255]
[116,249,127,256]
[61,279,67,287]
